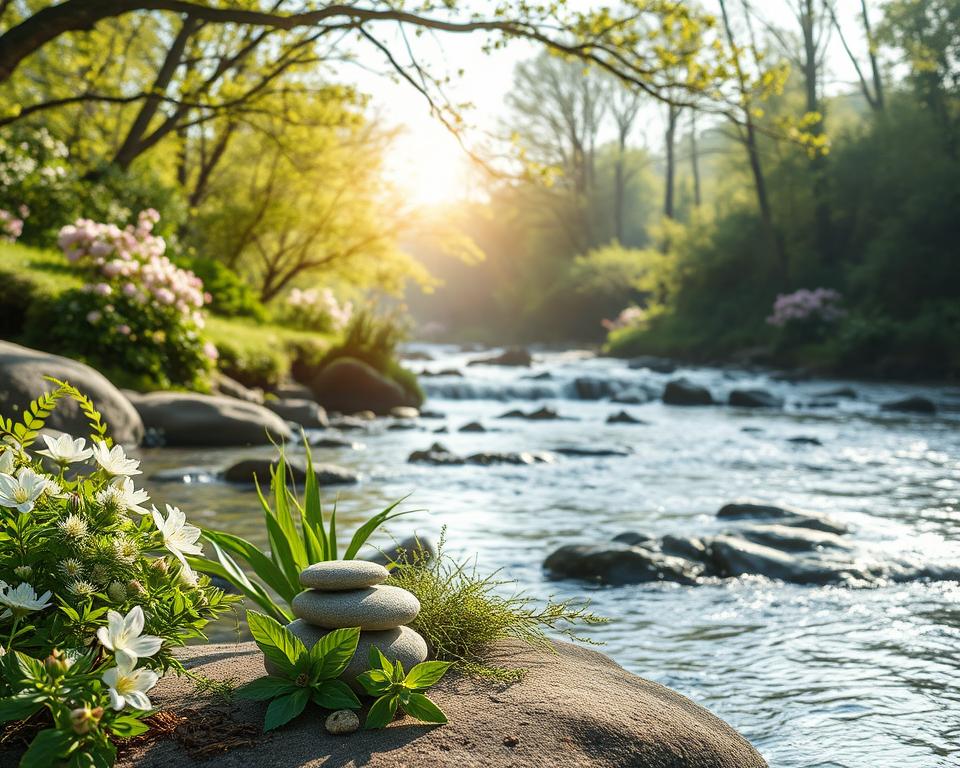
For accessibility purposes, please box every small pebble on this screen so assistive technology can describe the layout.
[325,709,360,735]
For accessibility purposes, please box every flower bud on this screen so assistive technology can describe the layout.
[127,579,145,596]
[107,581,127,602]
[70,705,104,735]
[45,649,70,675]
[13,565,31,580]
[151,558,169,575]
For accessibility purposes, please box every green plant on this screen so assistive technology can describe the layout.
[387,532,606,682]
[0,381,234,767]
[192,438,413,624]
[184,258,266,320]
[358,647,451,729]
[236,611,361,732]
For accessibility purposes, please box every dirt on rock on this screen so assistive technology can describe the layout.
[115,639,766,768]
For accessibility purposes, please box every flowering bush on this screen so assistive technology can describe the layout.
[0,380,233,767]
[766,288,845,327]
[41,210,214,389]
[601,306,645,333]
[0,205,27,243]
[278,287,353,333]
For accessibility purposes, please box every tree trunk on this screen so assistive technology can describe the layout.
[800,0,832,265]
[664,104,679,219]
[861,0,884,111]
[690,111,701,208]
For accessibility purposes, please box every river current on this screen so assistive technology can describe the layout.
[140,345,960,768]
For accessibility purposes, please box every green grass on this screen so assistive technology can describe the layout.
[386,531,606,682]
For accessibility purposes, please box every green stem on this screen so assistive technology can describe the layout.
[7,614,21,649]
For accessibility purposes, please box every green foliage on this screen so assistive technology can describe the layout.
[183,258,266,320]
[0,383,235,767]
[237,612,361,732]
[358,647,451,729]
[387,533,606,682]
[320,309,424,405]
[192,437,412,624]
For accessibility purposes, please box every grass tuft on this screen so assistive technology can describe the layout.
[387,530,607,683]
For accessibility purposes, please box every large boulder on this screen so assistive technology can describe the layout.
[544,543,702,585]
[264,398,328,428]
[717,501,848,535]
[310,357,415,416]
[108,640,767,768]
[708,535,860,585]
[0,340,144,445]
[880,395,937,414]
[212,374,264,404]
[663,378,715,406]
[728,389,784,408]
[223,457,358,486]
[126,392,291,447]
[627,355,677,373]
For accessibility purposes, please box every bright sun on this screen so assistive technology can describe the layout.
[386,120,470,208]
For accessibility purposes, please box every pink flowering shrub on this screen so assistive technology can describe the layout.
[767,288,845,327]
[279,287,353,333]
[602,306,645,333]
[42,211,213,388]
[0,205,28,242]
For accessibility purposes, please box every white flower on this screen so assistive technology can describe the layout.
[59,513,89,541]
[60,558,84,579]
[0,449,14,475]
[96,606,162,667]
[67,579,97,598]
[91,442,141,477]
[0,582,52,618]
[0,468,48,513]
[151,505,202,571]
[96,477,149,515]
[36,434,93,465]
[102,657,159,711]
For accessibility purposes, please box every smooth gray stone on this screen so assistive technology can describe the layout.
[299,561,389,591]
[264,621,428,692]
[291,585,420,630]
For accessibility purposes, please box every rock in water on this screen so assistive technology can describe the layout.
[264,398,328,428]
[310,357,416,416]
[390,405,420,419]
[543,544,702,585]
[606,410,646,425]
[0,340,144,446]
[124,391,291,447]
[264,621,429,692]
[299,561,389,591]
[459,421,486,432]
[880,396,937,414]
[325,710,360,735]
[663,378,715,406]
[291,585,420,630]
[717,501,848,535]
[222,458,358,486]
[467,347,532,367]
[365,534,437,566]
[728,389,784,408]
[737,524,850,552]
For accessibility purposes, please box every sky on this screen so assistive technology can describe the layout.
[344,1,871,207]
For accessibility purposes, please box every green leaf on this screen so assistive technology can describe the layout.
[108,714,150,738]
[368,645,394,676]
[401,692,448,724]
[312,679,361,710]
[20,728,71,766]
[237,676,298,701]
[301,439,327,562]
[310,627,360,680]
[343,498,413,560]
[356,670,392,696]
[272,456,308,571]
[364,694,399,730]
[254,473,301,589]
[327,499,338,560]
[246,611,306,672]
[403,661,453,691]
[263,688,310,732]
[0,693,43,722]
[202,529,297,602]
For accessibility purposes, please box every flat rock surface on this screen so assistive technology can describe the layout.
[113,640,767,768]
[299,561,390,591]
[292,585,420,630]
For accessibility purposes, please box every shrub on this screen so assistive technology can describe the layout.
[26,210,214,390]
[0,381,234,767]
[387,533,606,682]
[184,258,266,320]
[275,287,352,333]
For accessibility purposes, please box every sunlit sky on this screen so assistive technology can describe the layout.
[345,1,868,207]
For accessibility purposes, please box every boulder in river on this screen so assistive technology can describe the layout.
[611,387,654,405]
[717,501,848,535]
[737,524,851,552]
[880,395,937,414]
[264,398,328,428]
[408,442,466,465]
[813,386,857,399]
[555,446,631,458]
[467,346,532,367]
[544,543,703,585]
[309,357,416,416]
[606,410,647,425]
[408,443,553,466]
[223,457,358,486]
[573,377,619,400]
[627,355,677,374]
[112,639,767,768]
[663,378,715,406]
[124,391,289,447]
[497,405,564,420]
[390,405,420,419]
[728,389,784,408]
[787,436,823,446]
[272,381,314,400]
[0,340,144,446]
[708,535,860,585]
[458,420,487,433]
[213,374,264,404]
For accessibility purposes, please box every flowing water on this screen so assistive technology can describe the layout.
[141,346,960,768]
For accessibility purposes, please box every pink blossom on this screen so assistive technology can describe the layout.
[203,341,219,361]
[766,288,845,327]
[86,310,102,324]
[602,306,645,332]
[116,324,131,336]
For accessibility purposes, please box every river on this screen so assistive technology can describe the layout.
[141,345,960,768]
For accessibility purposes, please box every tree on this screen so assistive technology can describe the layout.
[827,0,885,112]
[604,80,643,242]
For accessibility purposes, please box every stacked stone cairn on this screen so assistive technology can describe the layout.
[264,560,428,692]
